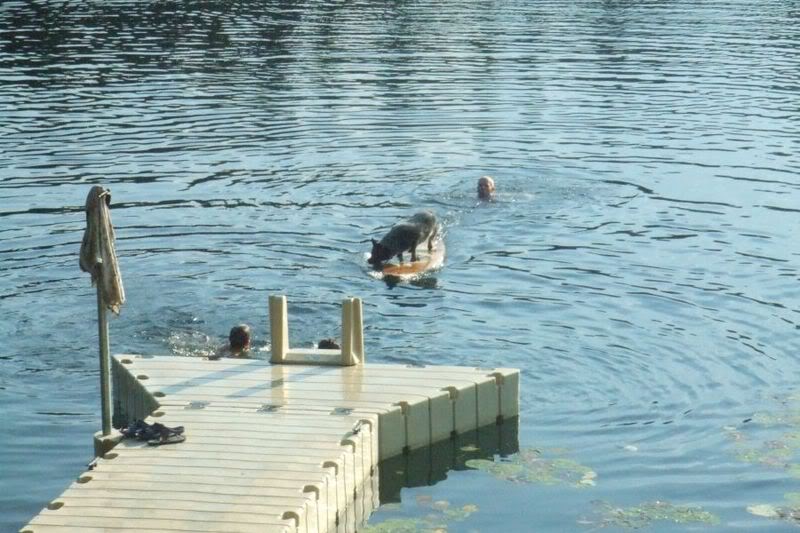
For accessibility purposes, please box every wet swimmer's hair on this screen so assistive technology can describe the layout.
[229,324,251,352]
[318,338,340,350]
[477,175,496,200]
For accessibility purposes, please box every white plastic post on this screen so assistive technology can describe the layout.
[340,298,355,366]
[339,297,365,366]
[353,297,364,363]
[269,295,289,363]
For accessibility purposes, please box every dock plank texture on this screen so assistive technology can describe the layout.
[22,355,519,533]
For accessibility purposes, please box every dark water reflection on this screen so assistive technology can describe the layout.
[2,0,800,530]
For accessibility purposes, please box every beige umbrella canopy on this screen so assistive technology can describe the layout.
[80,185,125,314]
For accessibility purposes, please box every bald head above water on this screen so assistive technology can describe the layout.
[477,175,496,200]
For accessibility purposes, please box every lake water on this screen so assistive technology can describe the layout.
[2,0,799,531]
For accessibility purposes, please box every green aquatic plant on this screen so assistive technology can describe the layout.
[725,405,800,470]
[361,496,479,532]
[746,492,800,525]
[753,409,800,427]
[360,518,428,533]
[465,447,597,487]
[729,399,800,526]
[438,502,478,522]
[734,443,792,468]
[582,500,720,529]
[747,493,800,525]
[726,403,800,473]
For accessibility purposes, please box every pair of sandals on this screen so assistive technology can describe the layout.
[121,420,186,446]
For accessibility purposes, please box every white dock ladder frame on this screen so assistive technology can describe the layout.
[269,294,365,366]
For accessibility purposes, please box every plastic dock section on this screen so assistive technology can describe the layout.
[21,296,519,533]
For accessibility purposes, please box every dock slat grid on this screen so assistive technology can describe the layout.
[21,355,519,533]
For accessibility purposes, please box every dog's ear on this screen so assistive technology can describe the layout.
[371,238,378,245]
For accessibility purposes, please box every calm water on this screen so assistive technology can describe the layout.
[2,0,800,531]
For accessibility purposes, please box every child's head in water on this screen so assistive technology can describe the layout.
[477,175,496,200]
[229,324,251,354]
[318,338,340,350]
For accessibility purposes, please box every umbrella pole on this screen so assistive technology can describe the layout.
[96,267,112,437]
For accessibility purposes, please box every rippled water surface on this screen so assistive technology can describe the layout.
[2,0,800,531]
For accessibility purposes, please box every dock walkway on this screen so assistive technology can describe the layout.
[22,355,519,533]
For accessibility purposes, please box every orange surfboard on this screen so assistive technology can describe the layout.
[375,240,446,280]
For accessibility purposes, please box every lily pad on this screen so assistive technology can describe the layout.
[431,500,449,511]
[722,425,746,442]
[746,494,800,526]
[583,500,720,529]
[747,504,780,518]
[579,470,597,487]
[466,447,596,488]
[747,504,800,523]
[442,504,479,522]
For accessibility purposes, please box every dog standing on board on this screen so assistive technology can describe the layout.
[368,210,437,267]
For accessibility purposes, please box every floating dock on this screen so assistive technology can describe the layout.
[21,356,518,533]
[21,296,519,533]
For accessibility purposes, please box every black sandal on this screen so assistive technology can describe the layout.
[147,422,186,446]
[121,420,185,445]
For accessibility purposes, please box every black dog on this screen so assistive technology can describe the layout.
[368,210,437,266]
